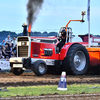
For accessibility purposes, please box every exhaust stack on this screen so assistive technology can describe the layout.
[22,23,28,36]
[28,24,31,36]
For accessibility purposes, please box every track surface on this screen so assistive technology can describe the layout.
[1,72,100,99]
[0,72,100,87]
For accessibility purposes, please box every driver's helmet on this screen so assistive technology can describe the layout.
[61,29,66,37]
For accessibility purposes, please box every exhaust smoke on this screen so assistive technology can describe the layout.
[27,0,43,26]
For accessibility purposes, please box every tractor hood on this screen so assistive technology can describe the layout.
[30,36,58,44]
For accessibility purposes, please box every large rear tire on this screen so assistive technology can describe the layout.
[62,44,89,75]
[11,68,24,75]
[33,60,47,76]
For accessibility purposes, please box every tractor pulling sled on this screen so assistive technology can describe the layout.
[10,12,100,76]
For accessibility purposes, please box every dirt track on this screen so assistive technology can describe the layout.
[1,94,100,100]
[0,72,100,87]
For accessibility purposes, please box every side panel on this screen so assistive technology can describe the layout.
[30,42,59,60]
[87,48,100,66]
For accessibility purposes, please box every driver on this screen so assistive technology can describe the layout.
[57,29,66,52]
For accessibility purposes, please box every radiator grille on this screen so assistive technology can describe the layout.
[18,46,28,57]
[18,37,29,41]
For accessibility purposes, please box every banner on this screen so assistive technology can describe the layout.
[87,0,90,21]
[0,61,11,70]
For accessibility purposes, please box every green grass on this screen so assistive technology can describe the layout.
[1,84,100,97]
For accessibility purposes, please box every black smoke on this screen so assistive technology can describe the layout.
[27,0,43,26]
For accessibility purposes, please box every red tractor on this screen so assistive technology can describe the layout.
[10,12,99,76]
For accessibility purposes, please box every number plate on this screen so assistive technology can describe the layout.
[13,64,23,68]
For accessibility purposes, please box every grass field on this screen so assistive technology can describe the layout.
[0,84,100,97]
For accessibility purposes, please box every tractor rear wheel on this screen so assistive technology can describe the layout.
[62,44,89,75]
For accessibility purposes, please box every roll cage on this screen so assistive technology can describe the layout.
[58,27,73,43]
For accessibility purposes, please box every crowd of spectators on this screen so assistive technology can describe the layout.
[0,35,17,61]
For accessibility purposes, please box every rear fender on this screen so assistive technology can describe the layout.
[59,43,81,60]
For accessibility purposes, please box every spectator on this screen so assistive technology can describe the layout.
[0,47,4,59]
[0,35,18,60]
[5,42,10,51]
[12,45,17,57]
[11,37,17,47]
[5,44,11,58]
[6,56,9,61]
[2,47,8,59]
[0,40,5,46]
[10,43,14,51]
[5,35,12,44]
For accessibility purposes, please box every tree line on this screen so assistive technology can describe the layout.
[0,31,58,42]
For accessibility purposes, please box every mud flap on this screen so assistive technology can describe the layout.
[55,60,62,69]
[23,57,31,68]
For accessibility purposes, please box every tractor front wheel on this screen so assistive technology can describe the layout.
[11,68,24,75]
[33,60,47,76]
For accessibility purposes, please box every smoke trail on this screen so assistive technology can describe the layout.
[27,0,43,26]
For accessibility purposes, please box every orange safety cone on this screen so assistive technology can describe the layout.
[57,71,67,90]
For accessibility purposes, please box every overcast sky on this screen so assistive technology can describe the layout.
[0,0,100,36]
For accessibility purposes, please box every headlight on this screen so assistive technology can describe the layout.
[18,42,29,46]
[27,42,29,46]
[18,42,21,46]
